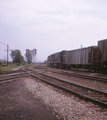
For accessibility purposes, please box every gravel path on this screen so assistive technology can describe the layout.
[0,78,61,120]
[23,77,107,120]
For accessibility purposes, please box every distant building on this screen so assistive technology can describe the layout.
[26,49,37,63]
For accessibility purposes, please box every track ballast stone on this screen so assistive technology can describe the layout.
[24,77,107,120]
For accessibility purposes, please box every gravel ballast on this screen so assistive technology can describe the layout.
[44,71,107,93]
[23,77,107,120]
[0,78,62,120]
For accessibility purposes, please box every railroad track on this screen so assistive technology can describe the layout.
[23,68,107,108]
[0,72,26,83]
[35,67,107,83]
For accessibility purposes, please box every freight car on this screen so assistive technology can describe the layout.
[47,39,107,73]
[47,52,61,68]
[98,39,107,73]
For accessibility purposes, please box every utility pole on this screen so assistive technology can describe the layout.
[0,42,11,66]
[7,44,8,66]
[4,44,12,66]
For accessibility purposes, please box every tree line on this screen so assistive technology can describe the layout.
[10,50,32,64]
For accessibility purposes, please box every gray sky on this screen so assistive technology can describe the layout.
[0,0,107,62]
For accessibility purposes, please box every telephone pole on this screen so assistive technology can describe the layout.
[0,42,12,66]
[7,44,8,66]
[4,44,12,66]
[0,42,8,65]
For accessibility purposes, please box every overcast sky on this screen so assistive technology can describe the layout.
[0,0,107,62]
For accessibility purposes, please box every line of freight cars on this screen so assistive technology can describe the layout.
[47,39,107,73]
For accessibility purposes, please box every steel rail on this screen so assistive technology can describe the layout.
[56,71,107,83]
[0,75,25,81]
[0,72,25,78]
[36,68,107,83]
[27,72,107,108]
[48,67,107,81]
[29,67,107,84]
[22,68,107,108]
[24,68,107,108]
[36,72,107,95]
[0,72,26,82]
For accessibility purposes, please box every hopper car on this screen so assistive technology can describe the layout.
[47,39,107,73]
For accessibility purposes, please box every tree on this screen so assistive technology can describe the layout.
[25,53,32,64]
[10,50,24,64]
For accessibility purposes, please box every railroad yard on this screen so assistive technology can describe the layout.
[0,65,107,120]
[1,1,107,120]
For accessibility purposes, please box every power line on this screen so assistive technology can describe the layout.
[8,46,13,51]
[0,41,7,46]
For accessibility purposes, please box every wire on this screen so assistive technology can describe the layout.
[0,41,7,46]
[0,41,14,51]
[8,46,13,51]
[0,42,13,52]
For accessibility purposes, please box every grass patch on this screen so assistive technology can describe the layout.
[42,64,48,67]
[0,64,23,71]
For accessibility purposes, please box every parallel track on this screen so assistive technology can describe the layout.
[35,67,107,83]
[0,72,26,83]
[23,68,107,108]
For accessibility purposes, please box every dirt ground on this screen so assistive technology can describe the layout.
[0,78,62,120]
